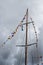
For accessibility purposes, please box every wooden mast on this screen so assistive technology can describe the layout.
[25,8,28,65]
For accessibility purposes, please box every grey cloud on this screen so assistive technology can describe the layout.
[1,50,10,60]
[0,50,10,65]
[14,46,42,65]
[14,49,25,65]
[0,0,43,65]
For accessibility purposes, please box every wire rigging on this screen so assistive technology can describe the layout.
[0,12,38,49]
[1,14,26,47]
[30,17,38,48]
[30,17,39,65]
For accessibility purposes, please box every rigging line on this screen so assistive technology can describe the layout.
[31,54,34,65]
[30,18,38,47]
[33,20,39,60]
[19,48,22,65]
[1,14,26,47]
[7,14,26,39]
[30,17,39,64]
[28,21,31,44]
[32,22,38,42]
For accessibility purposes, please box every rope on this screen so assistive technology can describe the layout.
[30,17,39,64]
[30,17,38,47]
[0,14,26,47]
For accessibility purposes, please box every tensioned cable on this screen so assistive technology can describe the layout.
[0,14,26,47]
[30,17,39,65]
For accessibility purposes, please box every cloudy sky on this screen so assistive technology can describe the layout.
[0,0,43,65]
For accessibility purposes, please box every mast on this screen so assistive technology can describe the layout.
[16,8,37,65]
[25,8,28,65]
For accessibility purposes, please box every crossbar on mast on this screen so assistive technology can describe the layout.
[16,43,37,47]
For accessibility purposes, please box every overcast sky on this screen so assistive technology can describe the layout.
[0,0,43,65]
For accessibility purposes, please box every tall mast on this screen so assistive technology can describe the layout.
[25,8,28,65]
[16,8,37,65]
